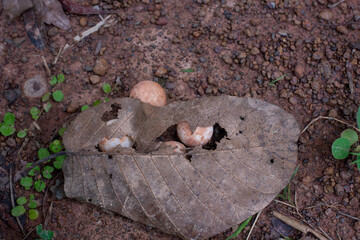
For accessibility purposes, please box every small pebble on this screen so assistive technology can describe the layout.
[67,102,80,113]
[80,17,88,27]
[155,67,167,77]
[89,75,101,84]
[93,58,109,76]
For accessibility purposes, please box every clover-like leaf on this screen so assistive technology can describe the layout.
[11,205,26,217]
[28,209,39,220]
[42,166,54,179]
[34,179,46,192]
[38,148,51,160]
[3,112,15,126]
[341,129,358,145]
[332,137,351,160]
[16,196,27,205]
[49,139,63,153]
[17,129,27,138]
[102,83,111,94]
[52,90,64,102]
[20,176,33,190]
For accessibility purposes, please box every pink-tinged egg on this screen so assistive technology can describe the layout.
[130,81,167,107]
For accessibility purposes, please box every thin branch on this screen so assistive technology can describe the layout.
[328,0,345,8]
[246,210,261,240]
[337,211,360,221]
[273,211,327,240]
[274,199,296,209]
[319,226,334,240]
[300,116,360,135]
[15,151,71,182]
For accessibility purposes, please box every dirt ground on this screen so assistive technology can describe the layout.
[1,0,360,239]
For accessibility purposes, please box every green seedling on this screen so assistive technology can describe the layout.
[28,194,37,208]
[226,216,252,240]
[57,74,65,83]
[331,106,360,171]
[11,205,26,217]
[49,76,57,86]
[34,179,46,192]
[93,100,101,106]
[58,127,66,137]
[0,112,16,136]
[36,224,54,240]
[269,74,286,86]
[42,92,51,102]
[16,196,27,205]
[38,148,51,160]
[29,209,39,220]
[17,129,27,138]
[180,68,195,73]
[278,165,299,204]
[26,163,40,176]
[43,102,52,113]
[81,105,89,111]
[53,155,66,169]
[42,166,54,179]
[102,83,111,94]
[20,176,33,190]
[30,107,41,121]
[49,140,63,153]
[52,90,64,102]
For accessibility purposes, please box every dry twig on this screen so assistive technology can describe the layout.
[328,0,345,8]
[246,210,262,240]
[273,211,327,240]
[9,167,25,235]
[300,116,360,135]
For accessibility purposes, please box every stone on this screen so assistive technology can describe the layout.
[318,10,332,21]
[222,56,233,64]
[294,63,305,78]
[250,47,260,55]
[323,167,334,175]
[67,102,80,113]
[89,75,101,84]
[155,67,167,77]
[24,75,47,98]
[156,17,168,25]
[80,17,87,27]
[93,58,109,76]
[336,25,348,34]
[312,51,323,61]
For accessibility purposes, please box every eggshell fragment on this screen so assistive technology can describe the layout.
[99,135,134,152]
[177,121,213,147]
[130,81,167,107]
[163,141,186,154]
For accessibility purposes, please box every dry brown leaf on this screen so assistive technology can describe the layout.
[62,96,300,239]
[42,0,70,30]
[3,0,33,20]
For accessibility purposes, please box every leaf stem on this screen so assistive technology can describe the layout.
[301,116,360,135]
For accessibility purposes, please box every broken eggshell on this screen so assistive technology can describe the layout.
[98,135,134,152]
[130,81,167,107]
[163,141,186,154]
[177,121,213,147]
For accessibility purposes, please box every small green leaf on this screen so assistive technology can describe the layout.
[28,194,37,208]
[93,100,101,106]
[20,176,33,190]
[43,102,52,113]
[102,83,111,94]
[52,90,64,102]
[332,137,351,159]
[350,156,360,171]
[180,68,195,73]
[38,148,50,160]
[226,216,252,240]
[42,92,51,102]
[36,224,54,240]
[57,74,65,83]
[28,209,39,220]
[49,76,57,86]
[104,97,110,102]
[49,140,63,153]
[357,106,360,129]
[30,107,41,121]
[341,129,358,145]
[34,179,45,192]
[3,112,15,126]
[42,166,54,179]
[26,164,40,176]
[0,125,16,136]
[81,105,89,111]
[17,129,27,138]
[58,127,66,137]
[54,155,66,169]
[16,196,27,205]
[11,205,26,217]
